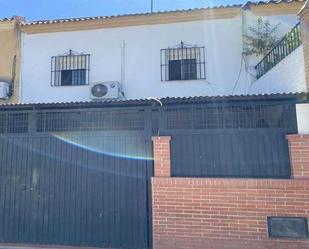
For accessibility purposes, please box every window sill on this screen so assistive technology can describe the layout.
[162,79,207,83]
[50,84,89,87]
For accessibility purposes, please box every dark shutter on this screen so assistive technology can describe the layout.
[61,70,73,86]
[168,60,181,80]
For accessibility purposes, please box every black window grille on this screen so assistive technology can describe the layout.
[0,113,29,134]
[165,104,295,130]
[161,42,206,81]
[36,110,145,132]
[51,50,90,86]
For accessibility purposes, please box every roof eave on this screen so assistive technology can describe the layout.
[0,93,308,111]
[20,7,242,34]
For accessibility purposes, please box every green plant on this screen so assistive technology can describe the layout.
[244,17,280,57]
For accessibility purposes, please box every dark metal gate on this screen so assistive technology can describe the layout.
[0,106,153,249]
[0,94,304,248]
[158,100,298,178]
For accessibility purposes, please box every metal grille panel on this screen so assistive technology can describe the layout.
[171,132,292,178]
[0,113,28,134]
[0,134,153,248]
[166,104,296,130]
[37,110,145,132]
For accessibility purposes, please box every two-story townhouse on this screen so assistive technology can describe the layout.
[11,0,306,104]
[0,2,309,249]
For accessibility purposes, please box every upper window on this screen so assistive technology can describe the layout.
[160,42,206,81]
[51,50,90,86]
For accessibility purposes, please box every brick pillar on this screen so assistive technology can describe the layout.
[287,134,309,179]
[299,1,309,91]
[152,136,171,177]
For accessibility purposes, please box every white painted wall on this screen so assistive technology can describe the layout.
[242,12,300,73]
[20,17,248,103]
[296,103,309,134]
[20,11,304,103]
[249,46,306,94]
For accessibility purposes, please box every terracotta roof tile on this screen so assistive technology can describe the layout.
[0,17,14,22]
[245,0,305,6]
[21,5,242,26]
[5,0,306,27]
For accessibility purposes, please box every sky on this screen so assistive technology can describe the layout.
[0,0,248,21]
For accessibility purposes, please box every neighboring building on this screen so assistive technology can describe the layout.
[0,16,23,103]
[15,0,306,103]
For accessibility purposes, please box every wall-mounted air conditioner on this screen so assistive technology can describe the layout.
[90,81,121,100]
[0,82,10,99]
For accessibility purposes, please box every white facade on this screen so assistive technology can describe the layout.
[296,103,309,134]
[20,9,303,103]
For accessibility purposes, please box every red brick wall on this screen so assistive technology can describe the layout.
[287,135,309,179]
[152,178,309,249]
[152,136,171,177]
[152,135,309,249]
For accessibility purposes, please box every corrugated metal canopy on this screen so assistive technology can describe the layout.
[0,92,308,110]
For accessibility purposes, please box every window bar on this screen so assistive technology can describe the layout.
[76,55,79,85]
[185,47,188,80]
[82,55,85,85]
[84,55,86,85]
[196,47,199,79]
[55,57,58,86]
[189,47,192,79]
[55,57,57,86]
[65,54,67,71]
[180,46,183,79]
[160,50,163,81]
[198,47,200,79]
[56,57,59,86]
[53,57,56,86]
[165,50,167,81]
[87,54,90,85]
[77,54,80,85]
[203,47,206,79]
[51,57,54,86]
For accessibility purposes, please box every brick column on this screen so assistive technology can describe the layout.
[152,136,171,177]
[287,134,309,179]
[299,1,309,91]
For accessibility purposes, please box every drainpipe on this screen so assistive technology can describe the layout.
[120,40,126,98]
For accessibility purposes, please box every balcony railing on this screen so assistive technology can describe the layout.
[255,22,301,79]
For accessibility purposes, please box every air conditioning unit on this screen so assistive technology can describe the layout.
[0,82,10,99]
[90,82,121,100]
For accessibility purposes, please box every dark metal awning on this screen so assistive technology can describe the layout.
[0,92,308,111]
